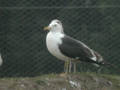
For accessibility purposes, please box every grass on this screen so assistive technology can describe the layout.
[0,72,120,90]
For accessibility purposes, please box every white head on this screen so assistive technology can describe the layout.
[44,19,64,33]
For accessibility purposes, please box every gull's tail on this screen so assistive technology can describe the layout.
[97,60,120,74]
[93,50,118,70]
[101,60,118,69]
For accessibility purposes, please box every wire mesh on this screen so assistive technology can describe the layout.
[0,0,120,77]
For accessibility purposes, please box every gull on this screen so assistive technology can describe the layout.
[44,19,105,73]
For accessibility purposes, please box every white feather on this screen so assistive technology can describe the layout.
[46,32,70,61]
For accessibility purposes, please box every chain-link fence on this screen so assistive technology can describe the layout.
[0,0,120,77]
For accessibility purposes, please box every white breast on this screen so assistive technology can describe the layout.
[46,32,69,61]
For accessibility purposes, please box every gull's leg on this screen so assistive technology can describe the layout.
[64,61,67,73]
[64,61,66,72]
[60,61,69,77]
[69,60,72,73]
[66,60,70,73]
[73,62,77,73]
[64,60,69,74]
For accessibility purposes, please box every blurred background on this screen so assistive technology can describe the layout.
[0,0,120,77]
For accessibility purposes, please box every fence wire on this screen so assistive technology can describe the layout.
[0,0,120,77]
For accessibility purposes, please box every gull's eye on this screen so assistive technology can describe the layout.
[57,21,61,24]
[56,21,62,25]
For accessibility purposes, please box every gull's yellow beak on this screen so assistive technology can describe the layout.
[44,26,51,31]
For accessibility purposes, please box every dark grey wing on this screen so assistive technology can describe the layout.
[59,35,95,63]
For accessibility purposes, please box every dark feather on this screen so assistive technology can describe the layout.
[59,35,97,63]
